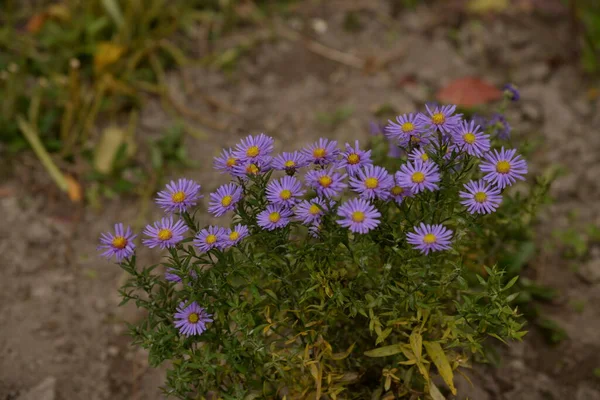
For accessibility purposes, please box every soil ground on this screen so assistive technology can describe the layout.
[1,1,600,399]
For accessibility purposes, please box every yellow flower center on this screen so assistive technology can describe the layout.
[313,148,326,158]
[365,177,379,189]
[206,234,217,244]
[347,153,360,164]
[111,236,127,249]
[158,229,173,241]
[269,212,281,223]
[171,191,186,203]
[319,175,333,187]
[463,133,476,144]
[188,313,199,324]
[402,122,415,132]
[391,186,404,196]
[246,145,260,157]
[309,204,321,215]
[226,157,237,167]
[280,189,292,200]
[221,195,233,207]
[421,153,429,161]
[411,172,425,183]
[496,160,511,174]
[423,233,437,244]
[431,113,445,125]
[351,211,365,222]
[410,136,421,144]
[246,164,259,175]
[229,231,239,241]
[284,160,296,168]
[474,191,487,203]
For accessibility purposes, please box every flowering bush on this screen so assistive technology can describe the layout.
[101,97,541,399]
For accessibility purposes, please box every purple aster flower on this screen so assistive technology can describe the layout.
[220,224,249,249]
[272,151,309,176]
[408,148,431,163]
[389,177,413,205]
[231,158,272,179]
[369,121,385,136]
[308,222,323,238]
[387,140,404,158]
[404,129,435,148]
[488,113,511,140]
[396,160,440,194]
[503,83,520,102]
[165,268,198,283]
[417,104,462,135]
[142,217,188,249]
[174,301,213,337]
[480,147,528,189]
[98,223,137,262]
[459,180,502,214]
[471,114,488,128]
[194,226,227,252]
[338,140,373,176]
[349,165,394,200]
[305,167,347,198]
[406,223,453,255]
[208,183,242,217]
[295,197,330,225]
[452,120,491,157]
[155,178,203,214]
[257,204,293,230]
[385,113,425,144]
[233,133,274,164]
[303,138,340,166]
[214,148,239,175]
[266,176,305,207]
[337,198,381,234]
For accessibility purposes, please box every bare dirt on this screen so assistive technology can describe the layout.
[1,1,600,399]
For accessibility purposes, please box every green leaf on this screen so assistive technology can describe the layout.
[502,275,519,291]
[364,344,403,357]
[424,341,457,395]
[429,380,446,400]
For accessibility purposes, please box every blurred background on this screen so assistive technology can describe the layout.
[1,0,599,399]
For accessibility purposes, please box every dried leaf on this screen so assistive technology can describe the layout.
[66,175,82,203]
[94,42,126,73]
[424,341,457,395]
[94,126,134,174]
[26,13,47,34]
[436,77,502,107]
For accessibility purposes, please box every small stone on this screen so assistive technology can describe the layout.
[577,259,600,284]
[522,103,541,122]
[17,377,56,400]
[530,63,550,82]
[107,345,120,357]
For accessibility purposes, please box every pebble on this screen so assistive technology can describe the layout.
[17,377,56,400]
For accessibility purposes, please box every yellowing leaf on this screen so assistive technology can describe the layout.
[93,126,134,174]
[331,343,355,360]
[66,175,82,203]
[429,380,446,400]
[94,42,126,73]
[467,0,508,13]
[364,344,403,357]
[424,341,457,395]
[410,332,423,360]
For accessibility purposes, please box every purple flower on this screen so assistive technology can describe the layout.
[480,147,528,189]
[165,268,198,283]
[459,180,502,214]
[208,183,242,217]
[214,148,239,175]
[174,301,213,337]
[142,217,188,249]
[417,104,462,135]
[385,113,425,144]
[503,83,520,102]
[452,120,491,157]
[295,197,330,225]
[303,138,340,166]
[337,198,381,234]
[220,224,249,249]
[305,168,347,198]
[396,160,440,193]
[369,121,385,136]
[349,165,394,200]
[408,148,431,163]
[232,158,272,179]
[389,176,413,205]
[257,204,293,230]
[406,223,453,255]
[194,226,227,252]
[155,178,202,214]
[338,140,373,176]
[98,223,137,262]
[233,133,274,164]
[488,113,511,140]
[266,176,305,207]
[272,151,309,175]
[387,140,404,158]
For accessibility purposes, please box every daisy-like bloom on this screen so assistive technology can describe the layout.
[257,204,294,231]
[408,148,431,163]
[480,147,528,189]
[303,138,340,166]
[266,176,305,207]
[338,140,373,176]
[208,183,242,217]
[272,151,309,176]
[295,197,330,225]
[142,217,188,249]
[385,113,425,144]
[459,180,502,214]
[396,160,440,194]
[488,113,511,140]
[305,167,347,198]
[503,83,520,102]
[214,148,239,175]
[98,223,137,262]
[337,198,381,234]
[388,178,413,205]
[406,223,453,255]
[452,120,491,157]
[194,226,227,253]
[231,158,272,179]
[174,301,213,337]
[155,178,203,214]
[233,133,274,164]
[220,224,249,249]
[349,165,394,200]
[417,104,462,135]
